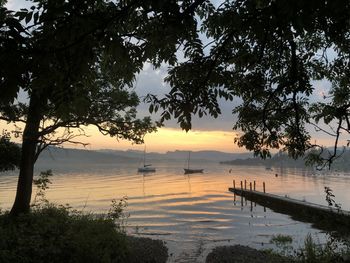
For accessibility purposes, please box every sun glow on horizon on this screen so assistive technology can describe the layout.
[77,127,242,153]
[0,120,241,152]
[0,120,345,154]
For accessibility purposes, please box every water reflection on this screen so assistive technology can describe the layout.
[1,163,350,262]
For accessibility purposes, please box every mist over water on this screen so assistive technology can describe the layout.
[1,160,350,262]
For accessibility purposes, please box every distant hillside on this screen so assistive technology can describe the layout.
[34,146,350,171]
[220,152,306,168]
[37,147,136,164]
[99,149,253,162]
[35,147,140,172]
[326,149,350,170]
[220,149,350,171]
[36,147,253,167]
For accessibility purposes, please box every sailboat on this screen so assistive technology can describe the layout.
[184,151,203,174]
[138,146,156,173]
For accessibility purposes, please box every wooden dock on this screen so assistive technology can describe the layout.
[229,185,350,235]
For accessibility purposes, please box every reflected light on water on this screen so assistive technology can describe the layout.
[1,163,350,262]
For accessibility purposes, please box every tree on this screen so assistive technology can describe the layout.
[0,131,21,172]
[147,0,350,168]
[0,0,209,215]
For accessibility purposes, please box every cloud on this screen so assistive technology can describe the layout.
[6,0,33,10]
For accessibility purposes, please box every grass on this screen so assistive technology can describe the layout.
[270,234,293,245]
[269,234,294,256]
[296,233,350,263]
[267,233,350,263]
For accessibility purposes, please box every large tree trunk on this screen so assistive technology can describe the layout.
[10,93,43,216]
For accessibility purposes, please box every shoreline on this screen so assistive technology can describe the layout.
[206,245,290,263]
[134,237,292,263]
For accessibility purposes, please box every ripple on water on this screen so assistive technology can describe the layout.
[2,164,350,262]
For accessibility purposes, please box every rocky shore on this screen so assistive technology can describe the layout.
[127,236,168,263]
[205,245,290,263]
[130,238,292,263]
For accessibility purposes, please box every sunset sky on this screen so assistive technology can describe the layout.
[75,126,241,153]
[2,0,342,154]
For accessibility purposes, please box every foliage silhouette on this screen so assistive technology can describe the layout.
[147,0,350,167]
[0,0,208,215]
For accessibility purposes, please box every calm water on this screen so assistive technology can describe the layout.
[1,161,350,262]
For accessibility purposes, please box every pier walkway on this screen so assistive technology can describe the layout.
[229,183,350,235]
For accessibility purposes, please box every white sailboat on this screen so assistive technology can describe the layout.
[184,151,203,174]
[138,146,156,173]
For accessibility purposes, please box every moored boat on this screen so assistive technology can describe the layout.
[138,146,156,173]
[138,164,156,173]
[184,168,203,174]
[184,151,203,174]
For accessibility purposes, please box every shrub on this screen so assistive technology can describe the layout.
[0,204,128,263]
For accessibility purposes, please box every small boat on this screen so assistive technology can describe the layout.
[184,151,203,174]
[138,164,156,173]
[138,147,156,173]
[184,168,203,174]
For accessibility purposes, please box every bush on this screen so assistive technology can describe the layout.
[0,204,129,263]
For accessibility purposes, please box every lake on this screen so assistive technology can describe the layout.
[1,160,350,262]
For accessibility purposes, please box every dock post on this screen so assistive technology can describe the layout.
[240,181,243,190]
[263,182,266,193]
[249,182,252,191]
[244,180,247,190]
[233,180,236,189]
[254,181,256,191]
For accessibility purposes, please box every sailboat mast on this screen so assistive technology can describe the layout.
[187,151,191,169]
[143,146,146,167]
